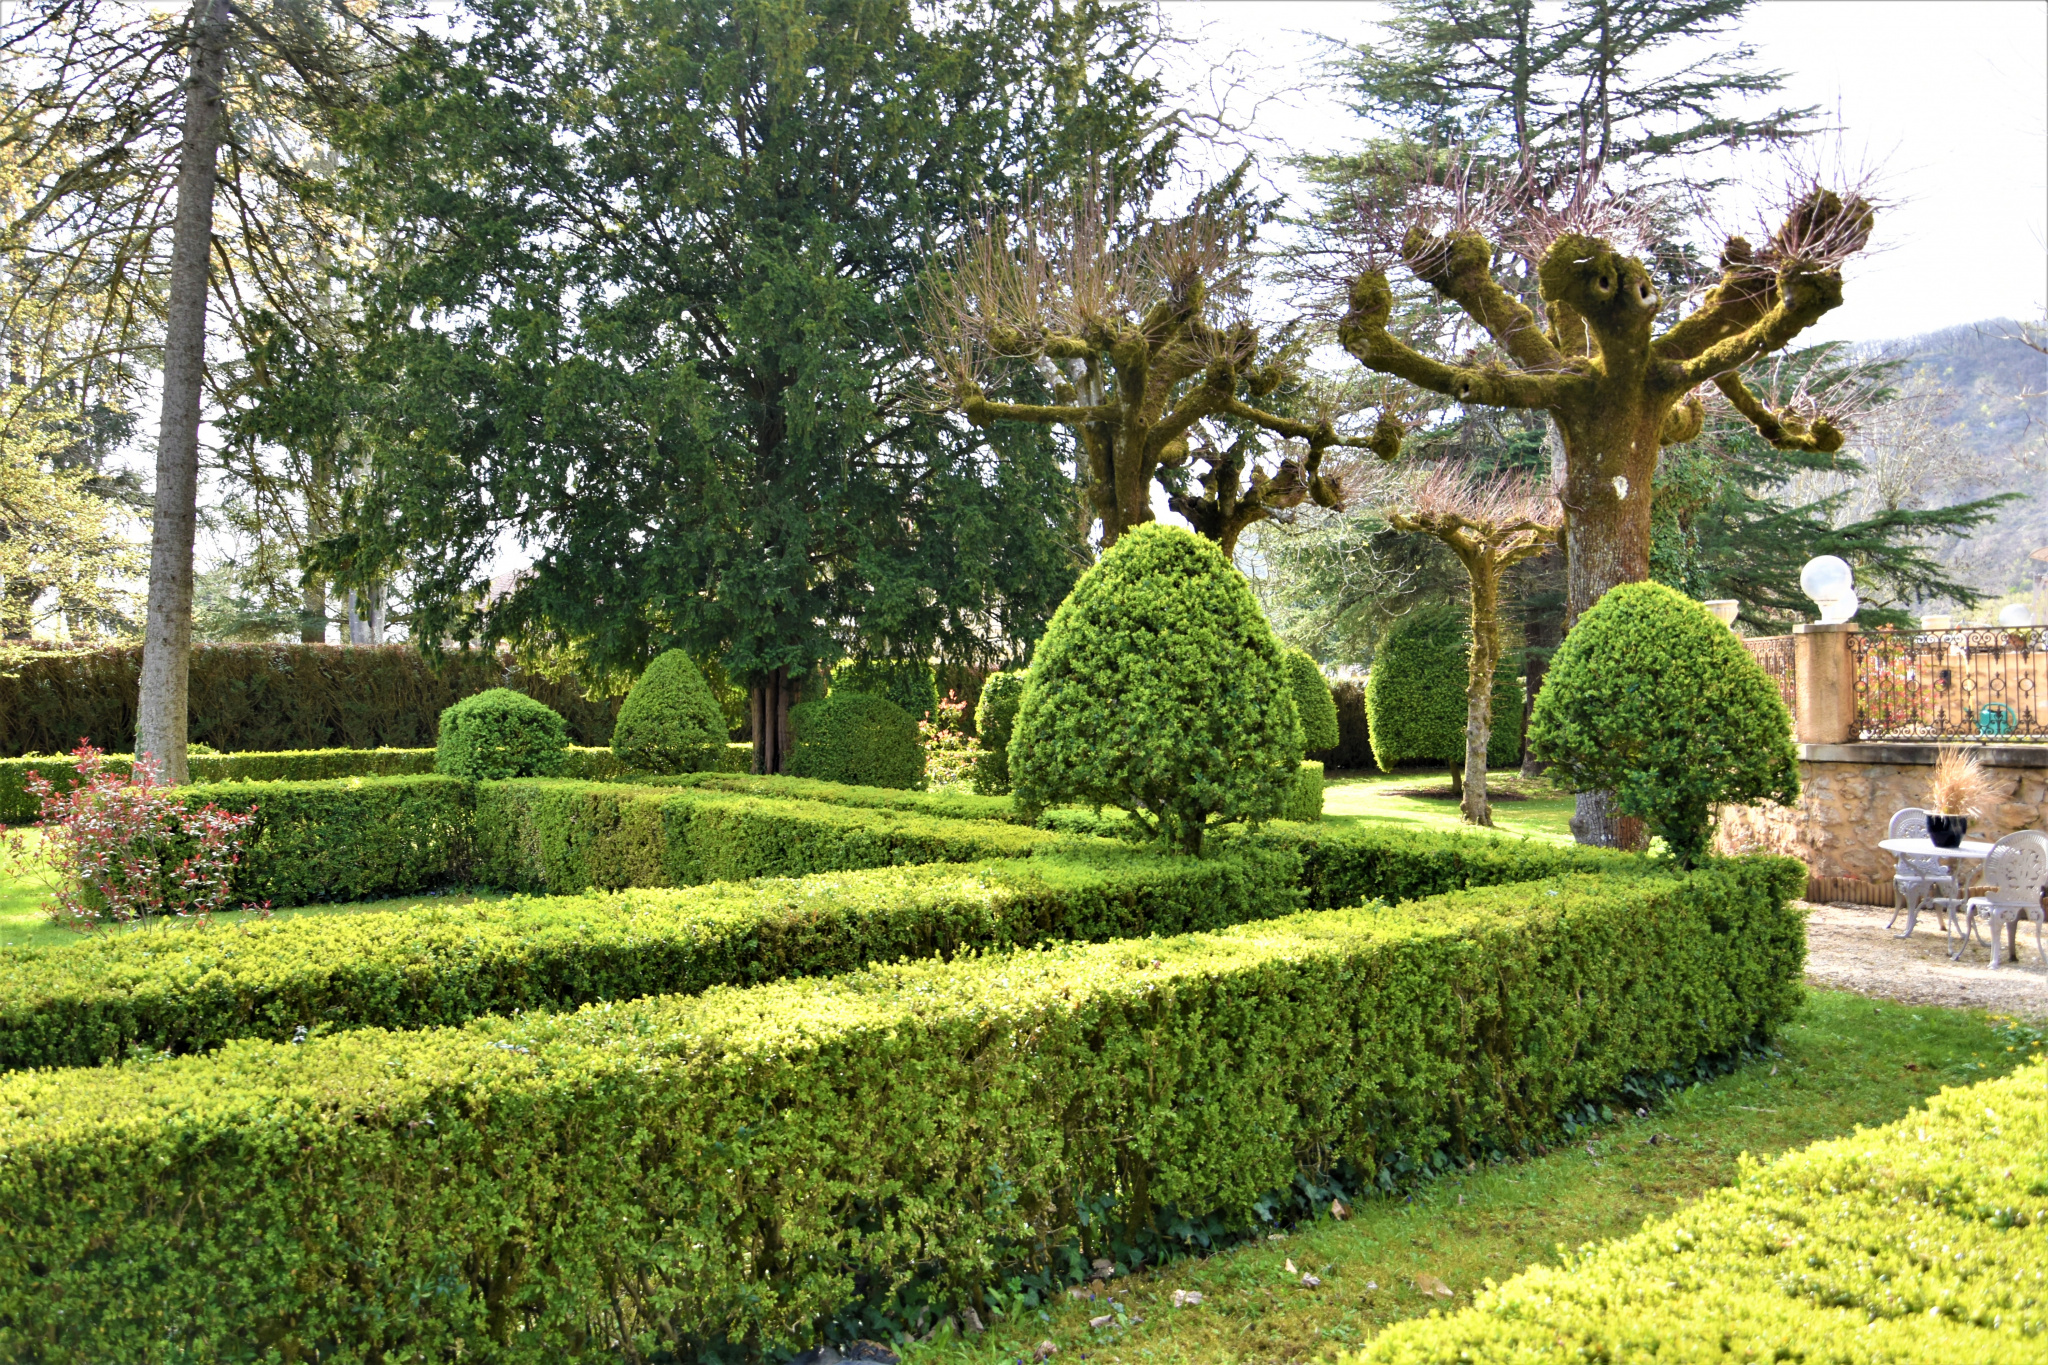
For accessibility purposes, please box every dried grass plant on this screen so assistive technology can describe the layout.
[1928,747,1997,818]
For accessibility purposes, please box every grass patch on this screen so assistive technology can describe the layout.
[0,829,507,950]
[902,988,2043,1365]
[1322,770,1575,844]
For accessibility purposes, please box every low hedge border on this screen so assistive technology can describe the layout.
[1248,819,1636,909]
[1357,1056,2048,1362]
[472,779,1054,894]
[646,770,1031,823]
[1279,760,1323,822]
[0,744,753,823]
[0,843,1301,1071]
[0,857,1806,1361]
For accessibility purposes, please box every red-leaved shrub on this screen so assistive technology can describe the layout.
[13,744,259,928]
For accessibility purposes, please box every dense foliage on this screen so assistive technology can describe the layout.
[0,644,618,757]
[1011,526,1301,854]
[1364,605,1519,773]
[0,858,1802,1359]
[434,688,569,781]
[313,0,1185,704]
[1357,1057,2048,1362]
[971,669,1028,795]
[1528,582,1799,866]
[833,659,939,724]
[786,692,924,791]
[1284,649,1341,754]
[609,650,728,775]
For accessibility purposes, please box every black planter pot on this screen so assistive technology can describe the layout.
[1927,814,1969,849]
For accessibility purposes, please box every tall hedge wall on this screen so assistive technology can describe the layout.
[1316,679,1375,770]
[0,644,620,757]
[0,859,1805,1360]
[1358,1056,2048,1363]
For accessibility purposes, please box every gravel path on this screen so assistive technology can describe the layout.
[1802,900,2048,1018]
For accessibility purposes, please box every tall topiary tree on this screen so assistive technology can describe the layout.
[610,650,728,774]
[971,669,1029,795]
[1010,524,1300,854]
[1365,604,1520,786]
[1284,649,1341,754]
[786,692,924,791]
[434,688,568,780]
[1527,580,1797,867]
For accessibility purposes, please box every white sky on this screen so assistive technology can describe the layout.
[1161,0,2048,342]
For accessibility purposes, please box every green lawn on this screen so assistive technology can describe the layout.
[0,830,505,950]
[1321,768,1576,844]
[903,990,2043,1365]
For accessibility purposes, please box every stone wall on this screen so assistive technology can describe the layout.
[1716,742,2048,902]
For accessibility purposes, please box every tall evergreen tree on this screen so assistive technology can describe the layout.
[321,0,1175,771]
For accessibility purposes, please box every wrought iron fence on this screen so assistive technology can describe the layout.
[1854,626,2048,742]
[1740,635,1797,714]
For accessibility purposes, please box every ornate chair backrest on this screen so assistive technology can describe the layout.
[1888,807,1950,881]
[1981,833,2048,906]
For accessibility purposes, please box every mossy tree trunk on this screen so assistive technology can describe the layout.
[1343,191,1871,844]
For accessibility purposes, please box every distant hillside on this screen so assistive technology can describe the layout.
[1877,319,2046,600]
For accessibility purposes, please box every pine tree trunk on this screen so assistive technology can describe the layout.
[750,669,799,774]
[1519,650,1547,777]
[300,577,327,643]
[135,0,230,784]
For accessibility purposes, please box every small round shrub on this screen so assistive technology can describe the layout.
[611,650,729,774]
[833,658,939,722]
[434,688,569,780]
[1010,523,1301,854]
[787,691,924,790]
[1285,648,1341,754]
[971,669,1029,795]
[1527,580,1798,867]
[1364,605,1521,771]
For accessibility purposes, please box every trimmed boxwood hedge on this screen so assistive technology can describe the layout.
[645,771,1029,823]
[472,779,1051,893]
[1357,1056,2048,1363]
[179,775,476,906]
[1279,759,1324,822]
[788,691,925,789]
[0,858,1804,1360]
[0,844,1301,1071]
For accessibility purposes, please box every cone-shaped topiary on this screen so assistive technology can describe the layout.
[787,691,924,790]
[611,650,730,775]
[1011,523,1300,854]
[1285,649,1341,754]
[434,688,569,780]
[833,659,939,723]
[1528,581,1798,867]
[1366,605,1521,773]
[971,669,1029,795]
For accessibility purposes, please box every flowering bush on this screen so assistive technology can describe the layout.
[920,692,980,791]
[13,744,259,928]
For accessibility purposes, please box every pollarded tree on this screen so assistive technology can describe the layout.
[1387,463,1557,826]
[929,197,1401,551]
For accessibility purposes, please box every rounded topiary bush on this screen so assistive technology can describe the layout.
[1528,580,1798,867]
[434,688,569,780]
[1010,523,1300,854]
[1365,605,1521,772]
[1285,648,1341,754]
[971,669,1029,795]
[786,691,924,790]
[833,659,939,722]
[611,650,729,775]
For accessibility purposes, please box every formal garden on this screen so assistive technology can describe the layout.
[3,0,2045,1360]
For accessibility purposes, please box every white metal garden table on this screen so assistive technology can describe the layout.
[1878,835,1996,958]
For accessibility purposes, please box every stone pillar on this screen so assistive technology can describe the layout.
[1792,622,1859,745]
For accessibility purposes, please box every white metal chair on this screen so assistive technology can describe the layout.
[1888,807,1959,939]
[1960,831,2048,970]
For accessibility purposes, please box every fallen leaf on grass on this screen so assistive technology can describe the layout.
[1415,1274,1454,1300]
[1330,1198,1349,1220]
[1034,1341,1058,1360]
[1087,1315,1113,1330]
[1283,1259,1296,1274]
[1170,1290,1203,1308]
[1300,1274,1322,1289]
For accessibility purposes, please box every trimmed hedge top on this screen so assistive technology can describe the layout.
[1285,649,1341,754]
[1358,1056,2048,1362]
[972,669,1029,795]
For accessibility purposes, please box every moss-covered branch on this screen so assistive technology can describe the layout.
[1338,271,1570,410]
[1402,227,1567,374]
[1712,371,1845,452]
